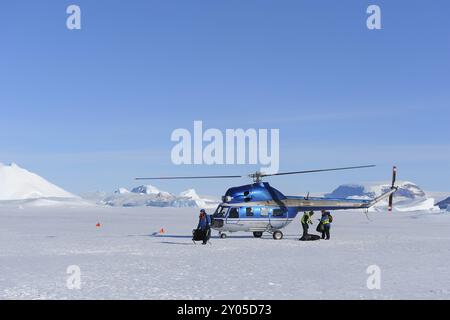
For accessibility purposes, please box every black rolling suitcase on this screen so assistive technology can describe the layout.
[192,229,203,241]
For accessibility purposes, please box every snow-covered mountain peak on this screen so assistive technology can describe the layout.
[114,187,130,194]
[131,185,161,195]
[179,189,200,200]
[0,162,76,201]
[437,197,450,210]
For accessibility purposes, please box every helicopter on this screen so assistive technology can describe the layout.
[136,165,398,240]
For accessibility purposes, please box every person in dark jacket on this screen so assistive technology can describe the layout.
[197,209,211,244]
[320,210,332,240]
[300,211,314,240]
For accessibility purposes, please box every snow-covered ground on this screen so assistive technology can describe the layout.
[1,163,449,299]
[1,205,449,300]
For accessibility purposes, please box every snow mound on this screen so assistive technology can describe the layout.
[325,181,438,212]
[0,162,76,201]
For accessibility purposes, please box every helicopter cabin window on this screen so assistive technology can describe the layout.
[272,208,286,217]
[243,190,251,202]
[261,207,269,216]
[213,206,228,217]
[228,208,239,219]
[246,207,254,216]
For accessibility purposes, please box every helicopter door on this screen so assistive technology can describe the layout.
[226,207,240,224]
[269,207,288,228]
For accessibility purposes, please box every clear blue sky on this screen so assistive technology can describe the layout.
[0,0,449,195]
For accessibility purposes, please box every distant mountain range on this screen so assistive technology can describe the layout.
[0,163,215,208]
[325,181,440,212]
[100,185,218,208]
[0,162,448,211]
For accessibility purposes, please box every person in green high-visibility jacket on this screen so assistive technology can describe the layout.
[300,211,314,240]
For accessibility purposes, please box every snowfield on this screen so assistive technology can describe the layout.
[1,206,449,300]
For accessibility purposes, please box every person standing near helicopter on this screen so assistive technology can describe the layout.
[300,211,314,240]
[319,210,333,240]
[197,209,211,245]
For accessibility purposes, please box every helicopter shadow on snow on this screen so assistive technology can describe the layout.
[127,233,304,246]
[152,234,304,245]
[128,233,258,239]
[126,233,198,245]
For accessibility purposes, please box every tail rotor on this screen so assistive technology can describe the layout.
[388,166,397,212]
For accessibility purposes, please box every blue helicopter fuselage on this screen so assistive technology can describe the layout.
[210,183,294,233]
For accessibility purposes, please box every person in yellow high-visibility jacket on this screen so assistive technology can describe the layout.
[320,210,333,240]
[300,211,314,240]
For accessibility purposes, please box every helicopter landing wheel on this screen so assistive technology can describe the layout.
[253,231,263,238]
[272,230,283,240]
[219,232,227,239]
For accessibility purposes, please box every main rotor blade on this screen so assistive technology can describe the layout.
[135,175,242,180]
[261,165,376,177]
[136,165,375,180]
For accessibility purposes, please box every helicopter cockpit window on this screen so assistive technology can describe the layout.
[213,206,228,217]
[246,207,254,216]
[228,208,239,219]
